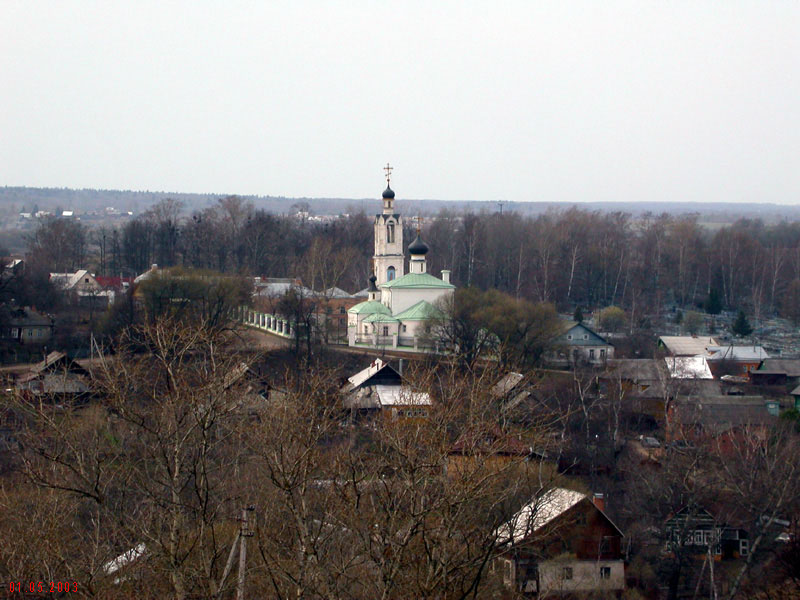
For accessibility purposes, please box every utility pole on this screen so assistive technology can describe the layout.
[237,506,254,600]
[216,505,255,600]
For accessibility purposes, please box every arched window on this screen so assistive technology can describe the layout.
[387,266,396,281]
[387,222,395,244]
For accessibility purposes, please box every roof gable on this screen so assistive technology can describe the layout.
[346,358,402,389]
[348,300,391,315]
[561,322,611,346]
[393,299,443,321]
[380,272,455,289]
[499,487,624,546]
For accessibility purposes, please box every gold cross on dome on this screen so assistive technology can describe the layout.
[384,163,393,185]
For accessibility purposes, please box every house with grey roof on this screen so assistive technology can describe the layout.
[3,306,54,344]
[549,322,614,367]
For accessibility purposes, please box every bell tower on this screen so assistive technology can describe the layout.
[373,163,405,285]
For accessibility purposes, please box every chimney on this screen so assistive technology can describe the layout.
[592,492,605,512]
[441,270,451,284]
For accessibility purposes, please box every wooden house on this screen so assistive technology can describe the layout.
[497,488,625,596]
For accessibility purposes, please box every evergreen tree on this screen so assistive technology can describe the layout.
[705,288,722,315]
[731,310,753,337]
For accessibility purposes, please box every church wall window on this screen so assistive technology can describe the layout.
[387,222,395,244]
[387,266,396,281]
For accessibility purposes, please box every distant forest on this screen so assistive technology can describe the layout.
[3,185,800,222]
[16,192,800,326]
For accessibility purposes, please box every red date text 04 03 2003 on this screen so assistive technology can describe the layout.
[8,581,78,594]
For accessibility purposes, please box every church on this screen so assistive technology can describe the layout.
[348,167,455,351]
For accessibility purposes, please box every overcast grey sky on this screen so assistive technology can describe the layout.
[2,1,799,203]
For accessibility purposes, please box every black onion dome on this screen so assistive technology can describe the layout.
[368,273,379,292]
[382,186,395,199]
[408,233,429,255]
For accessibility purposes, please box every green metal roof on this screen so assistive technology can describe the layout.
[380,272,455,289]
[348,300,391,315]
[393,300,443,321]
[362,313,400,323]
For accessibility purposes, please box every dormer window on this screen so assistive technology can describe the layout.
[567,334,572,340]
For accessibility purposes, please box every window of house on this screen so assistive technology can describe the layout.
[583,334,588,340]
[567,334,572,340]
[562,567,573,580]
[364,325,369,334]
[85,278,89,283]
[387,266,396,281]
[382,326,389,336]
[339,306,346,314]
[739,538,749,556]
[600,567,611,580]
[589,349,595,360]
[27,329,32,337]
[387,222,395,243]
[693,530,704,545]
[503,560,513,585]
[600,349,605,358]
[402,324,407,332]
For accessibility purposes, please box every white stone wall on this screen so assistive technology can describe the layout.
[387,287,452,315]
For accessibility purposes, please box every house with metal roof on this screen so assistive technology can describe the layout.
[341,358,431,419]
[550,322,614,366]
[496,487,625,595]
[658,335,718,357]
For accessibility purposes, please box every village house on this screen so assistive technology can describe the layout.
[658,336,719,357]
[706,345,769,377]
[341,358,431,421]
[2,306,54,344]
[14,351,91,403]
[49,269,113,306]
[497,487,625,596]
[666,395,780,453]
[550,322,614,367]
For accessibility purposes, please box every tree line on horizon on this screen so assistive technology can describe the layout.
[20,197,800,324]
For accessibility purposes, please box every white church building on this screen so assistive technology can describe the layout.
[348,172,455,351]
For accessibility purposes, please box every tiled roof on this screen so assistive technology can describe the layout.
[380,272,455,289]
